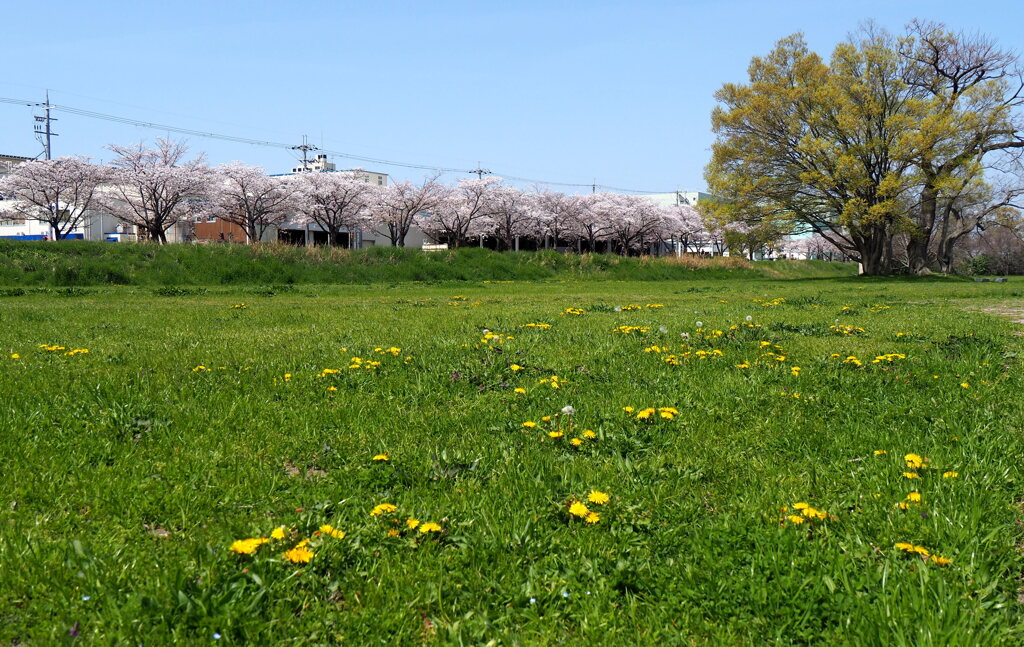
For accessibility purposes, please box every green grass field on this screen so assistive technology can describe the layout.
[1,275,1022,645]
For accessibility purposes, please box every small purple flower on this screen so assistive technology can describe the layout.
[68,622,80,637]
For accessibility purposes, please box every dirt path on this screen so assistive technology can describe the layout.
[980,303,1024,327]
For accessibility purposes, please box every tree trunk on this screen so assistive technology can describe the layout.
[857,235,886,275]
[907,184,937,273]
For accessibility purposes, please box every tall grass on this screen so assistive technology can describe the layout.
[0,240,856,286]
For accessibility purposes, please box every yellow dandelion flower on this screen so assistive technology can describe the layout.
[541,416,552,422]
[903,472,920,479]
[372,453,390,462]
[931,555,952,565]
[522,421,537,428]
[510,364,524,371]
[792,502,809,510]
[636,408,656,420]
[270,526,287,540]
[786,515,806,524]
[585,512,601,524]
[904,454,924,469]
[587,490,610,505]
[318,524,345,539]
[960,382,969,388]
[547,431,564,439]
[568,501,590,518]
[906,492,921,502]
[622,406,634,413]
[386,529,400,537]
[418,522,442,534]
[10,353,19,359]
[570,437,584,447]
[327,386,338,392]
[283,546,314,563]
[229,537,269,555]
[895,542,914,552]
[582,429,597,439]
[873,450,887,456]
[943,471,959,478]
[370,503,397,517]
[514,387,526,394]
[406,518,420,530]
[911,545,930,557]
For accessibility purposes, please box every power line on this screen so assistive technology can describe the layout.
[0,94,686,194]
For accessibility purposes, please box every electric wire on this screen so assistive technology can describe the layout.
[0,95,690,194]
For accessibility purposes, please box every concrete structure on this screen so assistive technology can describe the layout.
[292,153,336,174]
[643,191,715,208]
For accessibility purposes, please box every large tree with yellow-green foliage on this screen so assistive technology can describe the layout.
[705,23,1024,275]
[900,20,1024,273]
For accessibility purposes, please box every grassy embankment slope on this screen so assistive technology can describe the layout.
[0,239,854,287]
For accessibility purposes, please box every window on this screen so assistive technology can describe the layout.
[378,177,383,185]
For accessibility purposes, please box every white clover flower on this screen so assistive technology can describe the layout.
[561,405,575,415]
[680,332,690,340]
[659,326,668,334]
[614,306,622,312]
[695,321,704,328]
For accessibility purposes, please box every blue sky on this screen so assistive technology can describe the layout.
[1,1,1021,193]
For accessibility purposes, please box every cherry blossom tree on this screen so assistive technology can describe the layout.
[206,163,297,243]
[0,156,108,239]
[295,170,377,247]
[801,233,846,261]
[660,204,706,254]
[416,177,501,247]
[371,175,444,247]
[104,138,210,243]
[487,185,535,250]
[591,193,664,254]
[531,190,584,250]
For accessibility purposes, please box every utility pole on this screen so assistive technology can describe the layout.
[469,162,490,179]
[291,135,317,172]
[592,179,596,194]
[33,90,58,160]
